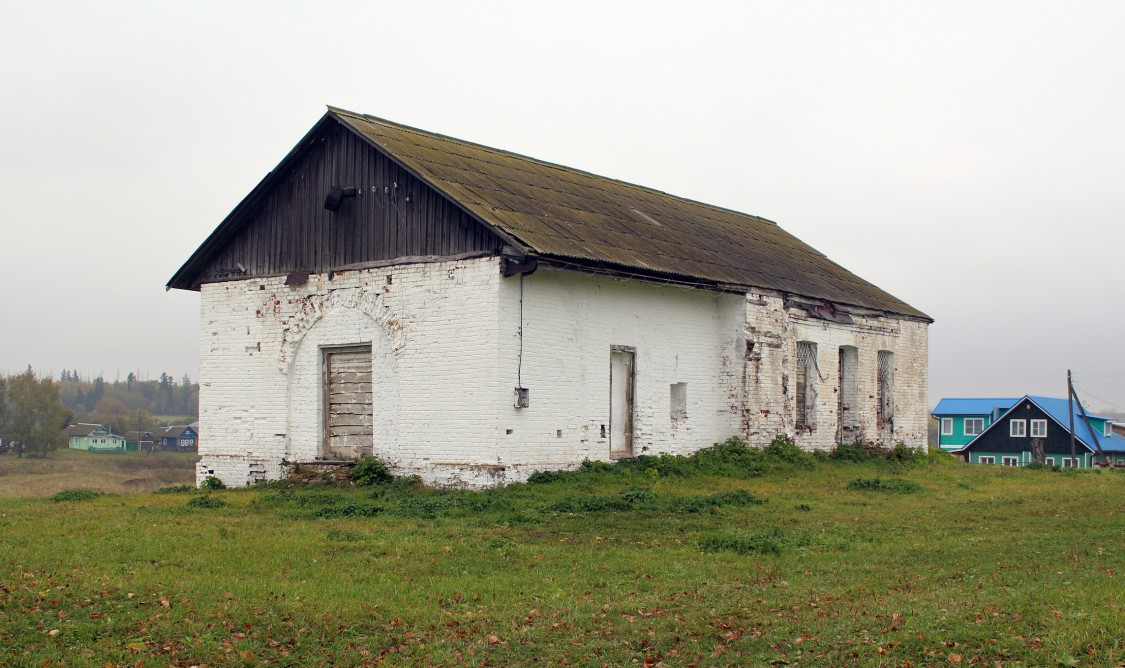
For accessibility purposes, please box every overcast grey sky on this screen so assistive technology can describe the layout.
[2,1,1123,411]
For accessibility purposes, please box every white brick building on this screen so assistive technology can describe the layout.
[170,107,931,487]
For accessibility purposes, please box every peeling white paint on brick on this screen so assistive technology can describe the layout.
[740,294,929,451]
[196,256,928,488]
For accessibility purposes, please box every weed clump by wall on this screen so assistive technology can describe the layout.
[528,435,816,485]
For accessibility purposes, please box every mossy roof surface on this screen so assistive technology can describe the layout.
[331,108,928,320]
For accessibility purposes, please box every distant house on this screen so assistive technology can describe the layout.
[125,430,156,452]
[156,426,198,452]
[940,396,1125,467]
[65,423,128,453]
[931,398,1019,451]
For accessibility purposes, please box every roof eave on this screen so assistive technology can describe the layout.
[167,111,342,291]
[537,254,930,321]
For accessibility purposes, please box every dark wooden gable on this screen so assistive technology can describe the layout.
[172,117,503,290]
[964,398,1090,456]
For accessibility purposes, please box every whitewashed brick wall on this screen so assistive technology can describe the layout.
[197,257,502,487]
[195,257,928,488]
[493,269,746,469]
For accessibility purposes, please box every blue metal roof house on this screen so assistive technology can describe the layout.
[934,395,1125,468]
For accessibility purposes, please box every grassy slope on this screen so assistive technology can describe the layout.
[1,456,1123,667]
[0,449,198,498]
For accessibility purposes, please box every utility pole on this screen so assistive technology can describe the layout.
[1069,370,1110,467]
[1068,370,1076,460]
[1073,389,1110,468]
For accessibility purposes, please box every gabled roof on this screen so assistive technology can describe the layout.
[932,398,1020,416]
[1024,396,1125,454]
[64,423,106,437]
[170,107,930,321]
[159,426,195,439]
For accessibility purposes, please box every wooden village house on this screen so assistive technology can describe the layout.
[168,107,932,488]
[65,423,128,453]
[125,430,156,452]
[931,398,1019,452]
[936,396,1125,467]
[155,425,198,452]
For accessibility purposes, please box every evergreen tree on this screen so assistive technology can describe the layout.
[89,376,106,410]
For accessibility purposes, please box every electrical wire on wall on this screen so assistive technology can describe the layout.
[517,272,525,388]
[810,349,829,381]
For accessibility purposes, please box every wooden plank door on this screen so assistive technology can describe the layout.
[609,346,635,459]
[323,346,373,461]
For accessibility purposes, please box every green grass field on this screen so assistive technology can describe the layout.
[1,444,1123,667]
[0,448,198,498]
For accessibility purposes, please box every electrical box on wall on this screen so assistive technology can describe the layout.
[514,387,530,408]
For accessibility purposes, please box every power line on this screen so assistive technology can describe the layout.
[1071,384,1125,413]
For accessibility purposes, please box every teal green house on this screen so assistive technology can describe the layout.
[65,423,128,453]
[931,398,1019,451]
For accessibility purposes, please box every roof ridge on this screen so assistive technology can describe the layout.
[327,106,781,228]
[936,397,1022,401]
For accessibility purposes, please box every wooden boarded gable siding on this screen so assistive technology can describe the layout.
[323,346,374,460]
[171,120,502,290]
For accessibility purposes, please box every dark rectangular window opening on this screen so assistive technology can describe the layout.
[877,350,894,428]
[796,341,818,432]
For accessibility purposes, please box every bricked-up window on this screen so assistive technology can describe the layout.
[837,346,859,442]
[877,350,894,427]
[670,383,687,421]
[795,341,818,432]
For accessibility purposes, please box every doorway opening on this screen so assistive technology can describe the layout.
[322,345,373,461]
[609,346,636,459]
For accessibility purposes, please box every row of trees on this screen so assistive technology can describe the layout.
[57,371,198,420]
[0,368,200,458]
[0,369,69,458]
